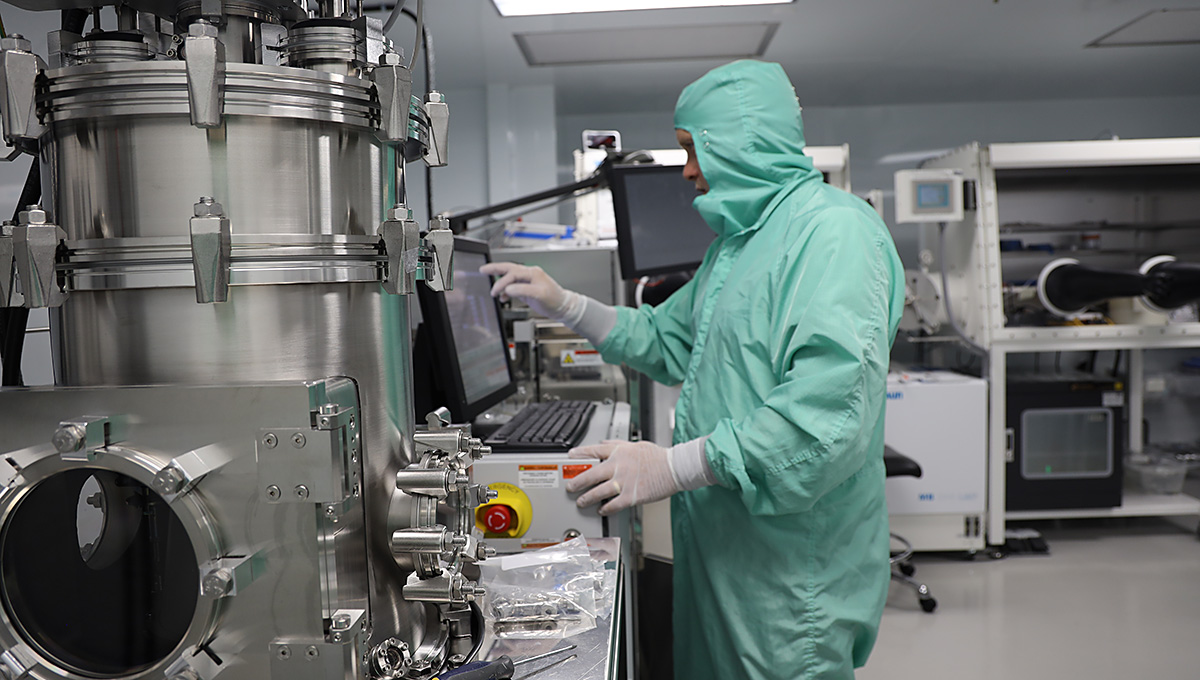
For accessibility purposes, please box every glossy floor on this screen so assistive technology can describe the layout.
[860,511,1200,680]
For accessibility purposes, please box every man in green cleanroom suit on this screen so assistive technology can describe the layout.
[483,59,905,679]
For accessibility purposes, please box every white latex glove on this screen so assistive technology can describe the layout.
[565,440,679,516]
[480,261,583,324]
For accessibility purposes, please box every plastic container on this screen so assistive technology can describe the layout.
[1128,456,1188,495]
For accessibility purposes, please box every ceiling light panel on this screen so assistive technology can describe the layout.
[1089,8,1200,47]
[515,23,778,66]
[494,0,793,16]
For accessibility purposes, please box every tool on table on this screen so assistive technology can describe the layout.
[433,645,578,680]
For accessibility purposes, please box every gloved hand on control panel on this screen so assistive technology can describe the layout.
[565,438,715,516]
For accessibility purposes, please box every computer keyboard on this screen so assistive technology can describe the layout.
[485,400,597,452]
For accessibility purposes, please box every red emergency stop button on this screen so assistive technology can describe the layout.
[483,505,515,533]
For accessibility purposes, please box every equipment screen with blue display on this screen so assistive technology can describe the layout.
[916,182,951,209]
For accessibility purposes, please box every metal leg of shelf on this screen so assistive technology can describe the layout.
[1129,348,1144,456]
[987,350,1008,546]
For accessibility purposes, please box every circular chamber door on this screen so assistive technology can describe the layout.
[0,468,200,677]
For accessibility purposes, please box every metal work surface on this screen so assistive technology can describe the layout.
[479,540,623,680]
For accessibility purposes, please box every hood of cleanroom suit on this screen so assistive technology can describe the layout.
[673,59,823,239]
[596,60,906,680]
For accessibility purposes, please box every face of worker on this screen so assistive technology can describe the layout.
[675,129,710,195]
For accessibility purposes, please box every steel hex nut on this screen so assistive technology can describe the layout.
[52,424,86,453]
[202,568,233,597]
[153,467,185,495]
[193,198,223,217]
[19,207,46,225]
[189,21,219,38]
[386,204,413,221]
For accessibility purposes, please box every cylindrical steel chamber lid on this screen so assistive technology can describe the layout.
[39,61,380,130]
[64,32,155,66]
[282,20,366,76]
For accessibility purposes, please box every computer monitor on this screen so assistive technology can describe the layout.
[609,163,716,279]
[414,237,517,423]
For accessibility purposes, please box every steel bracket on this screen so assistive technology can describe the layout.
[326,608,366,644]
[352,15,387,68]
[378,205,421,295]
[165,647,222,680]
[48,29,82,69]
[402,569,483,605]
[153,442,236,498]
[201,550,267,598]
[185,20,225,129]
[269,621,367,680]
[419,217,454,292]
[372,54,411,143]
[0,222,17,307]
[313,402,354,431]
[260,23,287,67]
[189,197,231,303]
[423,92,449,167]
[0,37,43,146]
[12,207,66,309]
[55,415,125,461]
[256,427,349,504]
[0,644,36,679]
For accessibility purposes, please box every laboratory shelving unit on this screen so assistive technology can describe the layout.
[918,137,1200,545]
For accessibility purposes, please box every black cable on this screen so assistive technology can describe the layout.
[1112,350,1122,377]
[62,9,89,34]
[11,157,38,224]
[365,2,437,220]
[1,308,28,387]
[382,0,407,33]
[400,5,436,221]
[1,157,42,387]
[402,6,435,92]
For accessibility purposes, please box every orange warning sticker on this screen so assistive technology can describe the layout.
[520,541,559,550]
[562,464,592,479]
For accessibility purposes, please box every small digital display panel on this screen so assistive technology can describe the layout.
[444,251,512,405]
[916,182,951,209]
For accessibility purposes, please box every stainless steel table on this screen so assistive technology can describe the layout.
[478,539,624,680]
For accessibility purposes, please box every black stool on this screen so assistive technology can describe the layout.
[884,446,937,613]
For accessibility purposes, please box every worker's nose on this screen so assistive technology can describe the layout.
[682,160,699,182]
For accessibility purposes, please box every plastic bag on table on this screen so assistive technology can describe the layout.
[479,537,602,639]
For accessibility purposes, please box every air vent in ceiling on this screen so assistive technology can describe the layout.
[515,23,778,66]
[1088,8,1200,47]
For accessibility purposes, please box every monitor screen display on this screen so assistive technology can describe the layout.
[444,251,512,405]
[610,164,715,279]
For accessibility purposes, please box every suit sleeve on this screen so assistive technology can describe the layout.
[594,272,701,387]
[705,209,901,515]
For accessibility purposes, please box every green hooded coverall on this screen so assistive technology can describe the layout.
[593,61,906,678]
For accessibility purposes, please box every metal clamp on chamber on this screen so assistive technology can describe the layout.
[395,408,496,603]
[379,207,455,295]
